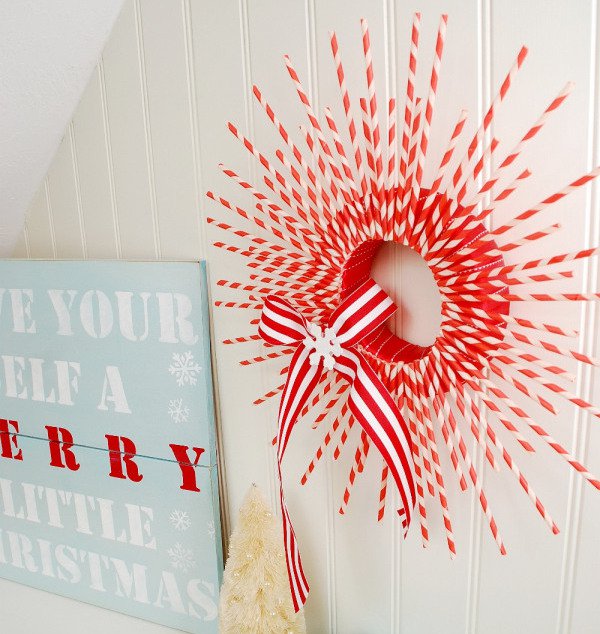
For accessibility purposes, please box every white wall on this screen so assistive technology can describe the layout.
[7,1,600,632]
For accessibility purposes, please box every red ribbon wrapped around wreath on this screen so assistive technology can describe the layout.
[259,278,416,610]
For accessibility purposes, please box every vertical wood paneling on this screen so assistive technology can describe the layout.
[561,3,600,633]
[192,0,270,555]
[100,0,156,259]
[10,1,600,632]
[71,68,118,259]
[68,122,88,258]
[10,225,29,258]
[466,2,490,632]
[182,0,206,257]
[137,0,201,259]
[46,136,84,258]
[237,0,278,519]
[132,0,161,258]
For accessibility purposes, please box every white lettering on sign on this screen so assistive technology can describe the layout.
[0,480,157,550]
[0,289,37,334]
[0,356,80,404]
[98,366,130,414]
[1,288,198,345]
[0,529,218,620]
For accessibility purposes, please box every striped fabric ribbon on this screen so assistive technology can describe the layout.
[258,278,416,611]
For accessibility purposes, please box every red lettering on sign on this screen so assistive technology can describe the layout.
[169,444,205,492]
[45,426,80,471]
[105,435,143,483]
[0,419,23,460]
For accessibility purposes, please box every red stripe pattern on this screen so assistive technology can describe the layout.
[259,279,416,611]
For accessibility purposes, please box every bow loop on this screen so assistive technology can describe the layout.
[328,278,397,347]
[258,278,415,612]
[259,294,309,346]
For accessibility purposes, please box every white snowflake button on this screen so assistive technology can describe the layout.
[303,322,342,371]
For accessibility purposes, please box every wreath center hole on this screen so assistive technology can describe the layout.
[370,242,442,348]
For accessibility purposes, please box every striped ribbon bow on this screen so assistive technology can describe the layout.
[258,278,416,611]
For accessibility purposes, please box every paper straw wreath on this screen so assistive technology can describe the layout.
[208,14,600,610]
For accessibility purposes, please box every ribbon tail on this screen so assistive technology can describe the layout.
[339,352,417,532]
[276,345,323,611]
[280,489,309,612]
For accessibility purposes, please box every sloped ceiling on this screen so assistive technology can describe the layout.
[0,0,125,256]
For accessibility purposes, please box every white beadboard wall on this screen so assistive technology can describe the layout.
[6,1,600,633]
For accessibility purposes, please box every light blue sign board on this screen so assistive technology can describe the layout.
[0,260,222,633]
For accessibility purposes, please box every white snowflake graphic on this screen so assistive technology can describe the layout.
[168,351,201,386]
[207,519,215,541]
[167,542,196,572]
[168,398,190,424]
[169,509,192,531]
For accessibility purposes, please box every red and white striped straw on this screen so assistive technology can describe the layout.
[206,215,306,260]
[463,81,574,213]
[429,46,527,247]
[445,358,558,534]
[285,55,356,213]
[475,291,600,303]
[377,464,389,521]
[253,382,285,406]
[301,404,350,485]
[252,85,333,231]
[407,363,456,556]
[428,168,532,257]
[271,149,342,254]
[494,166,600,235]
[440,340,600,493]
[449,222,561,267]
[454,46,528,183]
[330,31,368,198]
[442,318,576,383]
[207,190,317,260]
[224,122,346,256]
[361,19,386,213]
[410,14,448,217]
[398,13,421,195]
[358,98,379,236]
[442,366,501,472]
[434,345,534,452]
[426,354,506,554]
[238,348,294,366]
[423,375,468,490]
[440,246,600,282]
[222,334,262,345]
[417,108,468,251]
[323,106,365,212]
[495,222,562,254]
[454,137,500,205]
[385,97,398,239]
[303,379,349,425]
[300,123,344,211]
[402,368,438,497]
[397,99,423,241]
[339,431,371,514]
[437,337,557,415]
[430,135,500,255]
[436,302,580,347]
[218,164,325,254]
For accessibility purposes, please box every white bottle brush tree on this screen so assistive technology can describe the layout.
[219,484,306,634]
